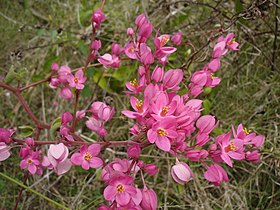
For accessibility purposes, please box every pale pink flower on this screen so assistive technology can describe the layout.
[58,66,71,83]
[204,164,229,186]
[20,151,41,175]
[71,144,103,170]
[47,143,72,175]
[171,160,193,185]
[59,86,73,100]
[98,53,120,68]
[51,63,59,71]
[127,28,134,36]
[186,149,208,162]
[0,142,11,161]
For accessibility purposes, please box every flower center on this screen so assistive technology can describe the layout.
[84,152,92,161]
[225,142,238,152]
[128,46,135,53]
[136,99,143,113]
[27,159,33,164]
[228,38,236,45]
[130,78,139,88]
[160,35,169,46]
[210,73,215,79]
[74,77,79,83]
[160,105,170,116]
[243,127,251,135]
[116,184,125,194]
[157,128,168,136]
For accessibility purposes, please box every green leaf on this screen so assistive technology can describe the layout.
[5,68,17,84]
[93,70,107,90]
[203,99,212,115]
[81,84,93,97]
[212,127,223,136]
[235,0,245,25]
[18,125,34,138]
[50,117,61,139]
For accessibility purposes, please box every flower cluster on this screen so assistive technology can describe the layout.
[0,6,266,210]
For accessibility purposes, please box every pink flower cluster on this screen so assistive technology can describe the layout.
[49,65,86,100]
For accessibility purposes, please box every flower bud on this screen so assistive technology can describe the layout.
[51,63,59,71]
[171,161,193,185]
[163,69,183,90]
[25,137,34,147]
[141,188,158,210]
[186,149,208,162]
[204,164,228,186]
[91,40,101,50]
[151,65,164,82]
[61,112,73,125]
[127,27,134,35]
[144,163,158,176]
[171,32,182,46]
[135,13,147,28]
[196,115,216,133]
[59,86,73,100]
[127,144,141,159]
[111,43,123,55]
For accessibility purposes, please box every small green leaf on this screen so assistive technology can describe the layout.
[203,99,212,115]
[5,68,17,84]
[212,128,223,136]
[50,117,61,139]
[18,125,34,138]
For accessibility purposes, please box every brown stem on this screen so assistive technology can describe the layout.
[20,75,51,92]
[13,172,29,210]
[0,83,50,129]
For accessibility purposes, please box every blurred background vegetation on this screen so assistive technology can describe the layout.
[0,0,279,209]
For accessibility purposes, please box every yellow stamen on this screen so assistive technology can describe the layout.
[116,184,125,194]
[243,128,251,135]
[27,159,33,164]
[135,99,143,113]
[161,105,170,116]
[128,46,135,53]
[84,152,92,161]
[225,142,238,152]
[74,77,79,83]
[210,73,215,79]
[130,78,138,88]
[160,35,169,46]
[228,38,236,45]
[157,128,168,136]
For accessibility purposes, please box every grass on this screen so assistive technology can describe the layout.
[0,0,279,209]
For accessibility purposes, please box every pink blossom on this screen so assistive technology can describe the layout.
[122,96,149,119]
[224,33,239,51]
[163,69,183,90]
[20,151,41,175]
[58,66,71,83]
[51,63,59,71]
[112,43,124,55]
[76,110,86,120]
[71,144,103,170]
[25,137,34,147]
[171,160,193,185]
[125,78,146,95]
[127,28,134,36]
[98,53,120,68]
[60,126,74,141]
[144,164,158,176]
[171,32,182,45]
[139,43,154,65]
[186,149,208,162]
[91,8,106,28]
[0,128,12,144]
[246,150,261,163]
[154,34,177,59]
[104,175,138,206]
[67,69,86,90]
[124,43,137,60]
[127,145,141,159]
[47,143,72,175]
[216,132,245,167]
[147,117,178,152]
[49,78,60,89]
[204,164,229,186]
[141,187,158,210]
[135,14,147,28]
[61,112,73,125]
[86,117,108,137]
[196,115,216,133]
[151,65,164,82]
[138,23,153,43]
[0,142,11,161]
[59,86,73,100]
[91,40,101,50]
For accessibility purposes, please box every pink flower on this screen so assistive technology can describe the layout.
[59,86,73,100]
[71,144,103,170]
[163,69,183,90]
[47,143,72,175]
[103,175,138,206]
[49,78,60,89]
[0,142,11,161]
[147,117,178,152]
[171,160,193,185]
[216,132,245,167]
[171,32,182,46]
[91,40,101,50]
[144,164,158,176]
[67,69,86,90]
[127,28,134,36]
[139,43,154,65]
[51,63,59,71]
[127,145,141,159]
[138,23,153,43]
[125,78,146,95]
[85,117,108,137]
[20,151,41,175]
[61,112,73,125]
[186,149,208,162]
[112,43,124,55]
[58,66,71,83]
[246,150,261,163]
[224,33,239,51]
[135,14,147,28]
[98,53,120,68]
[154,34,177,59]
[91,8,106,28]
[0,128,12,144]
[204,164,228,186]
[141,187,158,210]
[151,65,164,82]
[122,96,149,119]
[76,110,86,120]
